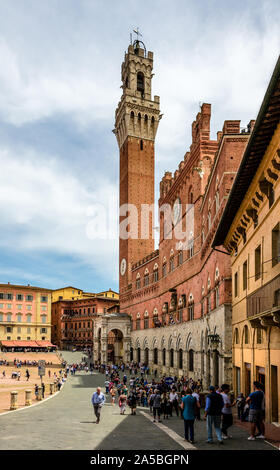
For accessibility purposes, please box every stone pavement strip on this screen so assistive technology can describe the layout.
[0,365,277,450]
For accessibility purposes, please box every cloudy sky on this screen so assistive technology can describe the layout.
[0,0,279,293]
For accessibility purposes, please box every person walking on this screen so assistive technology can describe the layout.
[192,388,201,421]
[204,385,224,444]
[110,386,116,405]
[181,388,197,443]
[91,387,106,424]
[221,384,236,439]
[25,369,30,381]
[119,392,127,415]
[151,389,162,423]
[169,388,179,417]
[246,381,265,441]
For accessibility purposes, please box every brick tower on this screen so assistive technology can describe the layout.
[114,40,161,294]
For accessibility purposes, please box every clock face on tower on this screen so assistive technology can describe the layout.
[120,258,127,276]
[173,197,181,225]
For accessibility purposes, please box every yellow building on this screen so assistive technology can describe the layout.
[213,55,280,423]
[0,283,52,347]
[52,286,119,302]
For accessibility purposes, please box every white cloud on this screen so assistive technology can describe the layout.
[0,146,119,283]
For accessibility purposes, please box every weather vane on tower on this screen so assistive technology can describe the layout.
[130,27,146,56]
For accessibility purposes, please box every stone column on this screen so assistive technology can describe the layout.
[10,391,18,410]
[37,386,42,401]
[123,338,131,364]
[50,383,54,395]
[25,390,32,406]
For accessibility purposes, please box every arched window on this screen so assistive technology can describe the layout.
[144,311,149,329]
[154,348,158,364]
[178,349,183,369]
[153,264,159,282]
[162,348,166,366]
[140,139,143,151]
[162,262,167,277]
[189,349,194,372]
[136,273,141,290]
[170,348,174,367]
[144,269,149,286]
[136,313,141,330]
[178,250,183,266]
[244,325,249,344]
[234,328,239,344]
[137,72,145,95]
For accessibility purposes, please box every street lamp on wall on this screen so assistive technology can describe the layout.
[208,333,220,350]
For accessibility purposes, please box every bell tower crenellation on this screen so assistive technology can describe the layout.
[114,42,161,149]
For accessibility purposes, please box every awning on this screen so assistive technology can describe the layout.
[0,340,17,347]
[15,341,38,347]
[35,341,57,348]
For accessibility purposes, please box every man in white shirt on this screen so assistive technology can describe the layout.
[169,389,179,417]
[221,384,236,439]
[91,387,106,424]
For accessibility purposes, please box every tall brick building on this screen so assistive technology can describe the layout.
[114,40,255,387]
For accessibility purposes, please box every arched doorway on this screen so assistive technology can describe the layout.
[107,329,124,364]
[130,347,134,362]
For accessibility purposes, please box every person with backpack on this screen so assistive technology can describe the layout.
[181,388,197,443]
[128,389,137,415]
[151,389,162,423]
[204,385,224,444]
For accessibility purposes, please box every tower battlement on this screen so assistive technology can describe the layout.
[114,43,161,150]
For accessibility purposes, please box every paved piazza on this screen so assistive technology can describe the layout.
[0,352,276,450]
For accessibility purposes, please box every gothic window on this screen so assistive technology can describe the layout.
[188,302,194,321]
[189,232,194,258]
[170,256,174,272]
[178,308,183,322]
[178,349,183,369]
[162,263,167,277]
[144,311,149,329]
[144,270,149,286]
[189,349,194,371]
[178,250,183,266]
[215,287,220,307]
[137,72,145,96]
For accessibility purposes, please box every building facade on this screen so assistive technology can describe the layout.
[0,283,52,348]
[114,41,253,387]
[213,56,280,423]
[52,286,118,303]
[52,295,119,350]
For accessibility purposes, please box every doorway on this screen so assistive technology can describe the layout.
[271,365,278,422]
